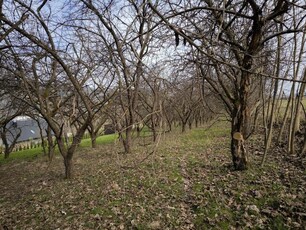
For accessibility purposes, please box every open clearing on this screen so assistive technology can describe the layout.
[0,123,305,229]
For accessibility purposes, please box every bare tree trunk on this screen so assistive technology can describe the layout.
[275,81,285,123]
[261,77,269,145]
[63,154,73,179]
[151,122,157,142]
[261,30,283,165]
[181,121,187,133]
[277,91,292,143]
[35,117,47,155]
[46,126,55,162]
[195,115,199,128]
[4,150,10,159]
[293,70,306,133]
[164,112,173,132]
[292,69,306,154]
[290,69,306,153]
[89,130,97,148]
[56,121,88,179]
[231,107,248,170]
[1,131,10,159]
[136,124,141,138]
[123,127,132,154]
[261,81,279,165]
[1,127,21,159]
[288,26,306,154]
[91,136,97,148]
[230,56,253,170]
[87,117,107,148]
[188,119,192,130]
[301,124,306,156]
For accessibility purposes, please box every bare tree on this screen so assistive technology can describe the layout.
[0,64,26,158]
[138,66,165,142]
[0,109,22,159]
[76,0,158,153]
[149,0,305,170]
[0,1,110,178]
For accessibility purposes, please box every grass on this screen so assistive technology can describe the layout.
[0,146,44,164]
[79,133,117,147]
[276,98,306,122]
[0,133,117,164]
[0,122,305,229]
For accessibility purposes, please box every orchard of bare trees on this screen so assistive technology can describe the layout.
[1,0,305,179]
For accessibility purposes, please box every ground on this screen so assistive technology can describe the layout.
[0,122,305,229]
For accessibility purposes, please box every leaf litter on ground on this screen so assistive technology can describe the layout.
[0,124,305,229]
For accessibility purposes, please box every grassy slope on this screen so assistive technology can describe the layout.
[0,134,117,164]
[0,123,305,229]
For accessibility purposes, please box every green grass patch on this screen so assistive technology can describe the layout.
[79,133,117,147]
[0,133,117,164]
[193,198,233,229]
[185,121,230,141]
[0,146,44,164]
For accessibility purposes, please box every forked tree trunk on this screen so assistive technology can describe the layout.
[1,128,21,159]
[56,121,88,179]
[88,121,105,148]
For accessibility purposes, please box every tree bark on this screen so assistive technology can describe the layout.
[64,155,73,179]
[231,107,248,170]
[152,123,157,142]
[123,127,132,154]
[231,138,248,170]
[261,30,283,166]
[90,130,97,148]
[301,129,306,157]
[181,122,186,133]
[4,150,10,159]
[46,126,55,162]
[230,56,252,170]
[188,120,192,130]
[91,136,97,148]
[1,127,21,159]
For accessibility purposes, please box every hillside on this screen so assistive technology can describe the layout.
[0,123,305,229]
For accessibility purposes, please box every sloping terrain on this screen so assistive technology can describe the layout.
[0,124,305,229]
